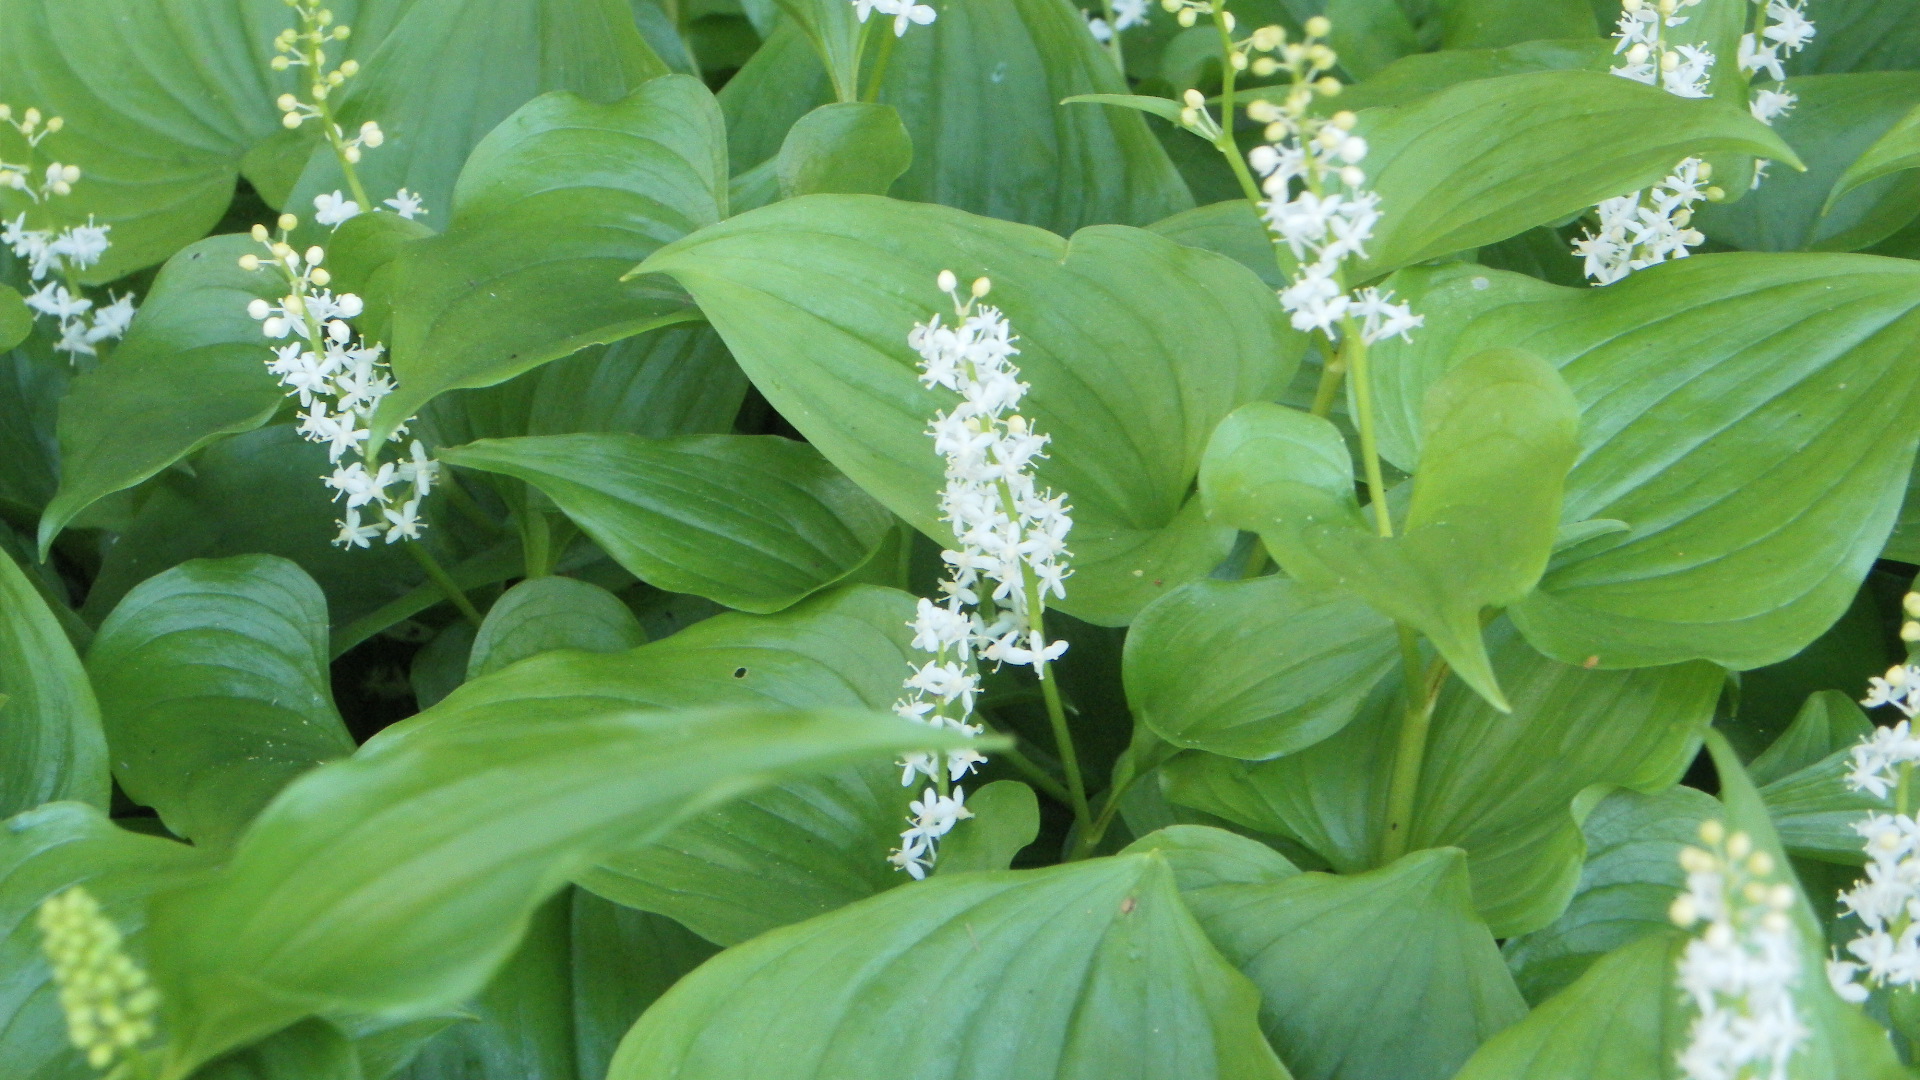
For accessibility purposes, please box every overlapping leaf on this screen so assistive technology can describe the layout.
[0,548,107,816]
[466,576,647,680]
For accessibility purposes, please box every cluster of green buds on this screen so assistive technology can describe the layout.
[36,887,161,1073]
[1157,0,1213,28]
[1899,590,1920,644]
[0,104,79,201]
[270,0,383,167]
[1246,17,1342,110]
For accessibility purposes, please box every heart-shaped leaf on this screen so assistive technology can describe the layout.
[1367,255,1920,670]
[466,576,647,680]
[370,77,726,439]
[142,704,973,1076]
[86,554,354,849]
[638,194,1302,625]
[1201,348,1579,709]
[1180,847,1527,1080]
[1162,619,1722,936]
[438,434,893,614]
[932,779,1041,876]
[0,547,107,817]
[606,854,1292,1080]
[1124,576,1398,760]
[776,103,913,199]
[37,235,285,556]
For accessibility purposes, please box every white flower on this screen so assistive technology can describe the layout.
[313,190,362,226]
[332,507,381,549]
[383,188,426,219]
[49,219,110,269]
[382,497,425,542]
[85,293,136,342]
[1671,821,1809,1080]
[23,282,90,320]
[1739,33,1785,82]
[1110,0,1148,31]
[1084,12,1112,41]
[1750,88,1797,124]
[849,0,936,36]
[1762,0,1815,52]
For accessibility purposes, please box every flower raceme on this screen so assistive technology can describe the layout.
[36,886,161,1074]
[850,0,935,38]
[1836,628,1920,1002]
[886,271,1074,879]
[239,215,440,548]
[0,104,136,363]
[1670,820,1809,1080]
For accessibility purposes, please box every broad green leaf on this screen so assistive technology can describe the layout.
[410,621,478,712]
[1163,619,1722,935]
[1183,847,1526,1080]
[1791,0,1920,75]
[1501,785,1720,1004]
[716,2,1193,236]
[37,235,285,556]
[1201,348,1580,709]
[0,341,67,518]
[1437,0,1595,48]
[402,585,927,946]
[370,78,725,440]
[1450,932,1683,1080]
[1327,39,1612,113]
[86,555,354,850]
[0,548,107,816]
[638,195,1302,625]
[571,891,717,1080]
[141,704,976,1076]
[1756,746,1882,866]
[195,1020,365,1080]
[607,854,1292,1080]
[0,284,28,350]
[466,576,647,680]
[1061,93,1187,124]
[79,426,425,631]
[1699,73,1920,252]
[1121,824,1302,890]
[770,0,864,104]
[1830,100,1920,209]
[0,802,209,1080]
[396,894,576,1080]
[776,103,913,199]
[1324,0,1420,79]
[439,434,892,614]
[934,779,1041,875]
[1123,575,1398,760]
[1749,689,1875,787]
[1148,200,1288,288]
[283,0,667,232]
[1242,69,1795,276]
[420,324,747,445]
[1369,256,1920,670]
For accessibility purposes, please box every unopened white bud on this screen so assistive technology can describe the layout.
[971,277,991,298]
[936,269,957,293]
[1304,14,1330,37]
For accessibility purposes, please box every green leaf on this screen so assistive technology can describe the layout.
[1699,73,1920,252]
[638,195,1302,625]
[776,103,913,199]
[1162,619,1722,936]
[1123,576,1398,760]
[283,0,668,231]
[1501,784,1720,1004]
[395,893,576,1080]
[141,704,976,1076]
[606,854,1293,1080]
[195,1020,365,1080]
[0,284,28,351]
[405,584,930,946]
[1749,689,1875,787]
[1829,99,1920,210]
[439,434,892,614]
[1325,39,1613,113]
[769,0,865,104]
[78,425,425,632]
[1436,0,1597,49]
[934,779,1041,875]
[1182,847,1526,1080]
[1324,0,1421,79]
[1348,70,1797,276]
[570,891,717,1080]
[1369,256,1920,670]
[1121,824,1302,889]
[716,0,1193,236]
[1147,200,1288,288]
[1061,93,1188,124]
[1792,0,1920,76]
[0,547,107,817]
[1202,348,1580,710]
[37,235,285,557]
[1756,749,1882,867]
[86,555,354,850]
[370,77,726,440]
[466,576,647,680]
[0,802,209,1080]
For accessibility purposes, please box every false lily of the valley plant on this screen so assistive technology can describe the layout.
[4,0,1920,1077]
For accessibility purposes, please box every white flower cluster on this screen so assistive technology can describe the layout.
[1240,19,1420,345]
[1740,0,1815,186]
[851,0,935,37]
[0,105,136,362]
[1670,819,1809,1080]
[1576,0,1727,285]
[240,214,439,548]
[36,886,160,1072]
[270,0,426,228]
[1830,650,1920,1002]
[885,270,1074,879]
[1085,0,1148,44]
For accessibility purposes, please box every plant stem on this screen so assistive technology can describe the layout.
[1068,730,1176,860]
[1380,624,1435,861]
[996,740,1076,806]
[521,509,552,578]
[406,542,484,626]
[1038,660,1093,835]
[861,21,897,102]
[1344,326,1393,536]
[1099,0,1125,72]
